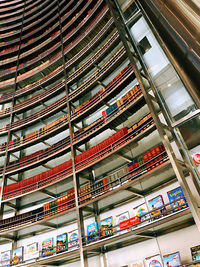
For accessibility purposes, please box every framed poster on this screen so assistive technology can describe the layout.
[134,203,149,224]
[87,222,99,243]
[191,245,200,261]
[68,229,79,249]
[131,260,144,267]
[41,237,54,258]
[116,211,130,234]
[56,233,68,253]
[24,242,39,261]
[145,254,163,267]
[100,216,114,237]
[148,195,165,218]
[167,187,188,212]
[12,247,23,265]
[163,252,181,267]
[1,250,11,267]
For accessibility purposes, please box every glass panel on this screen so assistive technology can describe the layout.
[129,16,197,122]
[117,0,138,21]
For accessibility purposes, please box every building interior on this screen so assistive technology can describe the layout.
[0,0,199,266]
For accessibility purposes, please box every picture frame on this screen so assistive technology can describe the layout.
[12,247,23,265]
[145,254,163,267]
[68,229,79,250]
[148,195,166,219]
[56,233,68,253]
[116,211,130,234]
[41,237,54,258]
[100,216,114,237]
[133,203,150,224]
[167,187,188,213]
[163,251,181,267]
[24,242,39,261]
[1,250,11,267]
[191,245,200,261]
[87,221,99,243]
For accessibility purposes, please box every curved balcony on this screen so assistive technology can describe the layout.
[0,44,125,137]
[0,141,171,234]
[0,7,110,104]
[0,65,136,174]
[0,0,97,60]
[0,0,58,37]
[0,32,119,134]
[0,0,107,90]
[0,9,113,96]
[0,20,114,117]
[2,114,156,202]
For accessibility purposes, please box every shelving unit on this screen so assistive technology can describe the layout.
[0,0,199,266]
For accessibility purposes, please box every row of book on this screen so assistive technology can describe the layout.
[0,0,95,52]
[0,143,169,233]
[0,9,112,105]
[0,19,114,119]
[1,113,154,200]
[0,0,100,70]
[0,30,120,135]
[0,186,190,262]
[0,44,125,135]
[1,125,128,198]
[0,0,106,90]
[127,144,165,175]
[0,105,150,191]
[0,84,142,178]
[0,63,133,154]
[43,188,76,218]
[1,234,198,266]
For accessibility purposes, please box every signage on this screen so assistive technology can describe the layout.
[193,153,200,165]
[119,216,140,230]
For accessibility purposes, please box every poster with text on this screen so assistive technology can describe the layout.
[163,252,181,267]
[167,187,188,212]
[24,242,39,261]
[87,222,99,243]
[116,211,130,234]
[134,203,149,224]
[41,237,54,258]
[145,254,163,267]
[1,250,11,267]
[148,195,165,218]
[12,247,23,265]
[56,233,68,253]
[100,216,114,237]
[131,259,144,267]
[68,229,79,249]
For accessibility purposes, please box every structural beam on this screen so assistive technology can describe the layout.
[5,202,17,210]
[0,234,15,241]
[40,189,57,199]
[125,187,144,197]
[39,222,57,229]
[116,152,132,162]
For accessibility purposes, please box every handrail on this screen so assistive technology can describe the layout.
[0,45,126,136]
[0,72,138,175]
[0,4,109,98]
[2,114,154,201]
[0,28,118,118]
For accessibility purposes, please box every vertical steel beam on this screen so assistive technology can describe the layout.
[106,0,200,231]
[0,1,27,219]
[57,1,88,266]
